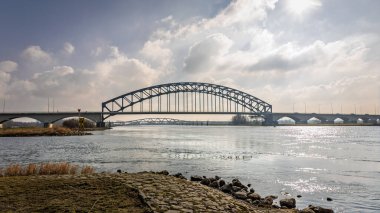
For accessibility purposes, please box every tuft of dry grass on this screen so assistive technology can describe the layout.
[24,163,38,175]
[81,165,95,175]
[0,163,95,177]
[5,164,23,176]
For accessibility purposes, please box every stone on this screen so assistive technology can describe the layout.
[219,179,226,187]
[234,191,247,200]
[232,178,243,187]
[309,205,334,213]
[272,204,281,209]
[158,170,169,175]
[297,195,302,198]
[280,198,296,208]
[247,193,261,201]
[209,181,219,188]
[173,173,186,180]
[220,183,233,193]
[117,169,122,173]
[268,195,278,199]
[232,186,241,192]
[249,188,255,193]
[300,208,316,213]
[215,175,221,180]
[326,197,333,201]
[200,178,210,186]
[190,175,203,181]
[247,184,251,187]
[263,196,273,205]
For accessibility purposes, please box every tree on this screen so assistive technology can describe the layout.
[62,118,95,129]
[231,114,248,125]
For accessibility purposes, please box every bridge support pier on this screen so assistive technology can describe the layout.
[96,122,105,128]
[263,115,277,126]
[44,123,53,128]
[0,124,3,128]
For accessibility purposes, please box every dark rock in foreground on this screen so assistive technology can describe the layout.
[280,198,296,208]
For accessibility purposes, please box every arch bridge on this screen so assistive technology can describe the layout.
[112,118,191,126]
[102,82,273,124]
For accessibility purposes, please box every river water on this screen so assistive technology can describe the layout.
[0,126,379,212]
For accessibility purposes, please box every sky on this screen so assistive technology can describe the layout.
[1,0,380,118]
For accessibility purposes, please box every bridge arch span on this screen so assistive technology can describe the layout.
[0,116,44,124]
[102,82,272,121]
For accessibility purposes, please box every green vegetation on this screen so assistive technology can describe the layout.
[62,118,95,128]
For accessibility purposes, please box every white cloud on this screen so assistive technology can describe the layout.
[0,60,18,96]
[284,0,322,16]
[63,42,75,55]
[21,45,53,66]
[183,33,233,73]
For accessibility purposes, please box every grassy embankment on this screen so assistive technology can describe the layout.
[0,127,92,137]
[0,163,151,212]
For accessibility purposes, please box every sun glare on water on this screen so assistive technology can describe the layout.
[285,0,322,16]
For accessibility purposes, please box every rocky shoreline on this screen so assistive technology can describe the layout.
[137,170,334,213]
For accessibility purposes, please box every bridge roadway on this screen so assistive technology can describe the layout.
[0,112,379,127]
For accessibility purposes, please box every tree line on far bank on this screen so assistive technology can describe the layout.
[231,114,262,125]
[62,119,95,129]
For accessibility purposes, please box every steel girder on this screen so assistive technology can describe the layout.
[102,82,272,120]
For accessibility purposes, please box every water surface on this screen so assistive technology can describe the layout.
[1,126,379,212]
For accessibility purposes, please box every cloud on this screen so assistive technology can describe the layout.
[63,42,75,55]
[139,40,173,70]
[21,45,53,66]
[0,60,18,96]
[183,33,233,73]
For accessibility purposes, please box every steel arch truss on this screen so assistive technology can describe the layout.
[112,118,188,126]
[102,82,272,120]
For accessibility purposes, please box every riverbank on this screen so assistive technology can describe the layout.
[0,127,92,137]
[0,169,334,212]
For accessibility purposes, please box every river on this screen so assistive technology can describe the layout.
[0,126,379,212]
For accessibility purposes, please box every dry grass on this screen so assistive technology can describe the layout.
[5,164,23,176]
[0,127,91,137]
[81,165,95,175]
[0,163,95,177]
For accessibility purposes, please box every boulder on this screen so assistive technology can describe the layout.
[247,193,261,201]
[300,208,316,213]
[220,183,233,193]
[234,191,248,200]
[173,173,186,180]
[279,198,296,208]
[158,170,169,175]
[117,169,122,173]
[267,195,278,199]
[326,197,333,201]
[297,195,302,198]
[219,179,226,187]
[309,205,334,213]
[200,178,211,186]
[215,175,221,180]
[232,186,242,192]
[190,175,203,181]
[209,181,219,188]
[249,188,255,193]
[263,196,273,205]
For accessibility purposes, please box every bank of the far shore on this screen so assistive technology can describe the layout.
[0,127,99,137]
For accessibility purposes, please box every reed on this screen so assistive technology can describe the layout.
[81,165,95,175]
[0,163,95,177]
[24,163,38,175]
[4,164,23,176]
